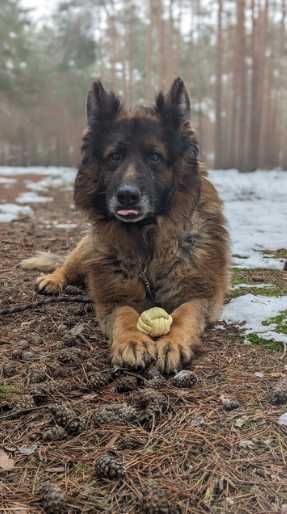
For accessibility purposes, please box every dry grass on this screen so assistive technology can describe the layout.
[1,189,287,514]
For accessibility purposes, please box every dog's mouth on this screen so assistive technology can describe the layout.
[115,208,145,223]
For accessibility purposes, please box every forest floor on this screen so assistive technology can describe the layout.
[0,168,287,514]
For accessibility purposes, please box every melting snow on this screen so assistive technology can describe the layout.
[0,167,76,222]
[210,169,287,270]
[16,192,52,204]
[222,294,287,344]
[0,203,33,223]
[0,177,16,185]
[233,283,274,290]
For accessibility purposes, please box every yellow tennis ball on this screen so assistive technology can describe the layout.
[137,307,173,337]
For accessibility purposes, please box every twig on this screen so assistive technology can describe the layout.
[0,295,92,315]
[0,406,44,421]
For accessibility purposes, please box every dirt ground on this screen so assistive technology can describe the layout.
[1,187,287,514]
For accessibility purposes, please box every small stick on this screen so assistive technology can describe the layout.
[0,295,92,316]
[0,406,44,421]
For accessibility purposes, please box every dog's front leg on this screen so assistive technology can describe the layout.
[156,300,207,374]
[106,306,156,369]
[111,306,156,368]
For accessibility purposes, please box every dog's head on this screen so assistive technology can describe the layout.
[74,78,199,224]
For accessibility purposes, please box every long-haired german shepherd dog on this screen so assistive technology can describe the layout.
[34,78,230,374]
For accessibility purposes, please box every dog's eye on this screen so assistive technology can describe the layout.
[148,152,162,163]
[110,152,122,162]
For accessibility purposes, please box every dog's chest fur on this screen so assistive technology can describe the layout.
[93,206,202,311]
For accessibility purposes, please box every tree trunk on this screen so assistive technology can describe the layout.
[214,0,223,169]
[237,0,247,171]
[248,0,268,170]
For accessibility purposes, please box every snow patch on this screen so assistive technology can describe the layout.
[25,171,76,192]
[233,283,273,290]
[16,192,52,204]
[210,170,287,270]
[0,177,17,185]
[0,203,33,223]
[222,294,287,344]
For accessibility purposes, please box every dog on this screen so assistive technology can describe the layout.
[32,77,230,373]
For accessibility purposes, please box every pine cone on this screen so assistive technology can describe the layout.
[95,453,125,480]
[50,404,76,428]
[141,485,182,514]
[131,389,168,425]
[113,375,139,393]
[21,351,36,362]
[2,362,17,378]
[220,395,240,411]
[58,349,81,366]
[94,403,138,425]
[131,389,167,412]
[42,426,67,442]
[62,334,79,347]
[170,370,197,388]
[39,481,66,513]
[11,348,24,360]
[88,371,113,391]
[28,368,47,384]
[270,377,287,405]
[31,385,50,405]
[65,416,84,435]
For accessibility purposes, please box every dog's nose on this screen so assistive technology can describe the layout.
[116,185,140,206]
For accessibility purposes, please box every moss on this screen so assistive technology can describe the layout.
[262,309,287,335]
[0,384,17,400]
[233,254,249,259]
[229,285,285,300]
[264,248,287,259]
[231,266,287,299]
[231,269,252,286]
[246,333,282,352]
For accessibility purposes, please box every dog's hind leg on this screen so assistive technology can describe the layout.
[35,235,92,294]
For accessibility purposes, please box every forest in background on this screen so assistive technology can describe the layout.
[1,0,287,170]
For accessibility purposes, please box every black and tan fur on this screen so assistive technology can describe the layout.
[35,78,230,373]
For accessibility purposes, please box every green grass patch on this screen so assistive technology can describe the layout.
[262,309,287,335]
[246,333,282,352]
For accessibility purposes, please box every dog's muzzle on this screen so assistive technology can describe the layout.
[109,184,151,222]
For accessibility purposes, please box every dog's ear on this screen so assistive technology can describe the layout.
[155,77,191,126]
[167,77,191,118]
[156,77,190,124]
[86,80,121,126]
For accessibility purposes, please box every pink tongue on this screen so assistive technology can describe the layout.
[117,209,139,216]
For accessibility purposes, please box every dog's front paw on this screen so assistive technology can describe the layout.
[156,337,194,374]
[111,331,156,369]
[35,269,66,295]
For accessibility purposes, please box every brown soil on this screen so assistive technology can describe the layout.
[1,186,287,514]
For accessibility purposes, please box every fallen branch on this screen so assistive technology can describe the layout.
[0,295,92,316]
